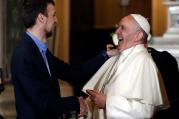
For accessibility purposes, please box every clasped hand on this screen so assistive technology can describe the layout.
[86,89,106,109]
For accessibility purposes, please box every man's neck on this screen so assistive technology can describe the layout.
[27,27,47,43]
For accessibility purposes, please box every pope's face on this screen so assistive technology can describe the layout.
[115,15,139,52]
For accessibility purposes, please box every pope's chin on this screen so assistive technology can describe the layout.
[117,40,126,51]
[118,38,123,45]
[116,41,122,50]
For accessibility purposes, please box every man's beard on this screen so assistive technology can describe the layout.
[45,31,53,38]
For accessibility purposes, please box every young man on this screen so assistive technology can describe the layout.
[11,0,118,119]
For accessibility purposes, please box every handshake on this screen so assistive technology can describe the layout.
[78,96,88,118]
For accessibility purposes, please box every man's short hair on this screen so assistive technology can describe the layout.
[22,0,55,28]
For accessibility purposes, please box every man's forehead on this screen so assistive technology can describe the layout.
[47,4,56,12]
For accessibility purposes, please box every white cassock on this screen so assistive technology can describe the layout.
[82,44,168,119]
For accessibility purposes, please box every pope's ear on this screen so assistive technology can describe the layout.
[135,31,143,42]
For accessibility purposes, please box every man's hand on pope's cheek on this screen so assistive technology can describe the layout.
[106,44,120,57]
[86,89,106,109]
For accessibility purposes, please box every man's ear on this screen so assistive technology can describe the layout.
[37,13,45,23]
[135,31,143,42]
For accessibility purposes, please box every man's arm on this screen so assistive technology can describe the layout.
[48,47,119,87]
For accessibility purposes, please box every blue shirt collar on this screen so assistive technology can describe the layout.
[26,31,48,53]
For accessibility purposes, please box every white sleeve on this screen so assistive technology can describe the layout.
[106,96,155,119]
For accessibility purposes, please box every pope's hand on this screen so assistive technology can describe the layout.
[86,89,106,109]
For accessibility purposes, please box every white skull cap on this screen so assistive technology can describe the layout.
[131,14,151,41]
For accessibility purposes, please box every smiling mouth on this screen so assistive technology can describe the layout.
[118,37,123,42]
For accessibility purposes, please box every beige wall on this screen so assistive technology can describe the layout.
[55,0,70,63]
[55,0,73,96]
[0,0,3,68]
[152,0,167,36]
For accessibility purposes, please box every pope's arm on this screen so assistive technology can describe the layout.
[87,90,155,118]
[106,96,154,119]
